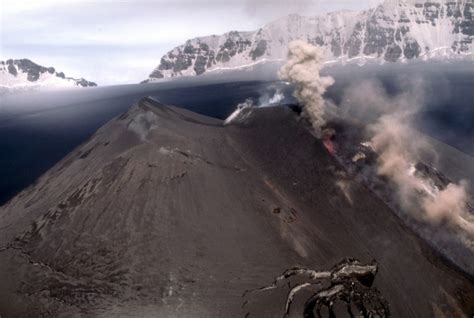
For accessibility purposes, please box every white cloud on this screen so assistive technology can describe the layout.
[0,0,383,84]
[1,0,81,14]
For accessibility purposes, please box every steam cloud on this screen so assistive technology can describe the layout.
[260,88,285,106]
[225,85,287,124]
[279,40,334,136]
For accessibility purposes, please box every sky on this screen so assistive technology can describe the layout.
[0,0,383,85]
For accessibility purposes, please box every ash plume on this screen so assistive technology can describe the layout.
[279,40,334,136]
[422,181,473,233]
[325,76,474,271]
[332,77,474,239]
[370,110,472,234]
[278,39,473,257]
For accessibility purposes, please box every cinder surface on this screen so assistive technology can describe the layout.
[0,98,472,317]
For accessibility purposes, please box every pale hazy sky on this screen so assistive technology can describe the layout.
[0,0,383,85]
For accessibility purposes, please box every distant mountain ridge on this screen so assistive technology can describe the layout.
[144,0,473,81]
[0,59,97,92]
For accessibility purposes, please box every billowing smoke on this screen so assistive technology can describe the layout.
[369,109,472,234]
[277,39,473,270]
[422,182,473,234]
[279,40,334,136]
[331,76,473,240]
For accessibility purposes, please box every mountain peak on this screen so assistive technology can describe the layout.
[144,0,473,82]
[0,58,97,92]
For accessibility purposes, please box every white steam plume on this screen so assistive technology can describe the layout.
[279,40,334,136]
[259,88,285,106]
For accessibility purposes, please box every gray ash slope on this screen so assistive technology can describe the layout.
[0,98,473,317]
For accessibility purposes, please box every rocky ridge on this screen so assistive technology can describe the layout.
[145,0,473,81]
[0,59,97,91]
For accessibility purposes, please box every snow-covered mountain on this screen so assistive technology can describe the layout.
[144,0,473,81]
[0,59,97,93]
